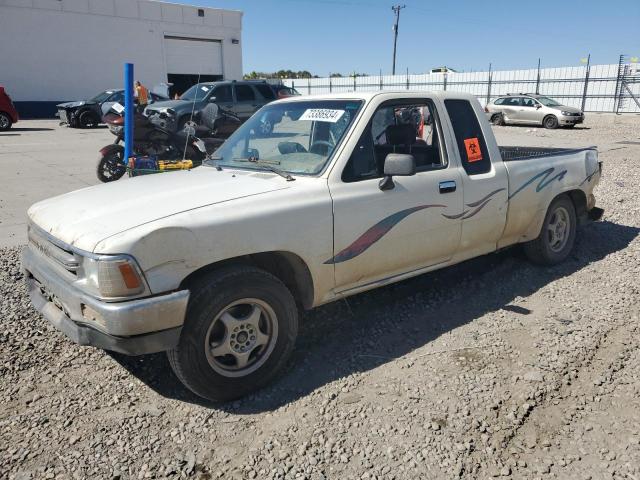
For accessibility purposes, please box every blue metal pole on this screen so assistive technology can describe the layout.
[124,63,134,166]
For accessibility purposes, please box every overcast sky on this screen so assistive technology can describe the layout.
[173,0,640,75]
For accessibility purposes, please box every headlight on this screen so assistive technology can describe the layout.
[561,111,578,116]
[79,255,146,298]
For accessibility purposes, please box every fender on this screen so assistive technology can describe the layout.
[99,143,124,156]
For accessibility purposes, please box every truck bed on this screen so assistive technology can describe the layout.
[499,146,596,162]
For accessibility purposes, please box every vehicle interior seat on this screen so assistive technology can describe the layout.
[374,123,433,172]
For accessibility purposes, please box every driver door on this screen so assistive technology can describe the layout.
[329,100,463,293]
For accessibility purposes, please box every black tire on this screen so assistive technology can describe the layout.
[491,113,504,126]
[543,115,559,129]
[0,112,12,131]
[168,266,299,402]
[96,149,126,182]
[524,195,576,265]
[79,110,99,128]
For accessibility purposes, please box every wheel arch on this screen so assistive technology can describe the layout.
[180,251,315,310]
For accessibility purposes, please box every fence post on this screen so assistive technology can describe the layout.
[308,78,311,95]
[486,63,492,106]
[613,54,625,113]
[406,67,409,90]
[443,73,447,91]
[535,58,541,94]
[379,69,383,91]
[581,54,590,112]
[354,74,356,92]
[329,74,332,93]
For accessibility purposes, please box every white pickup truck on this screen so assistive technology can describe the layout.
[23,92,603,401]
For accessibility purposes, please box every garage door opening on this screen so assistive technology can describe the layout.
[164,35,223,98]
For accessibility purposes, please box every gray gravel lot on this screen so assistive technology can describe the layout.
[1,114,639,479]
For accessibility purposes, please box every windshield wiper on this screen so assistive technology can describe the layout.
[235,158,296,181]
[204,155,224,170]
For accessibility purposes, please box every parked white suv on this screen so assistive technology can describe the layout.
[486,94,584,129]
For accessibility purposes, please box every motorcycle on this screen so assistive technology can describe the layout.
[96,104,239,182]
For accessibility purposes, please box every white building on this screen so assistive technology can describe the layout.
[0,0,243,117]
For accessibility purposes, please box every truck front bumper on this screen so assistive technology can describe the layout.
[22,247,189,355]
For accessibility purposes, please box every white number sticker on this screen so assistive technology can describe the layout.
[201,86,210,92]
[299,109,345,123]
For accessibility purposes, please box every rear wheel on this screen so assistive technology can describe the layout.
[543,115,559,129]
[524,195,576,265]
[96,149,126,182]
[491,113,504,126]
[168,266,298,402]
[0,112,12,131]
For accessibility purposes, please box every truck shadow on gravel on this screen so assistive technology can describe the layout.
[109,220,638,412]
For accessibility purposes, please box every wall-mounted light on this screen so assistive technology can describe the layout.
[231,39,239,44]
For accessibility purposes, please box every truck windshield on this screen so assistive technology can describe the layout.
[211,100,363,175]
[536,96,562,107]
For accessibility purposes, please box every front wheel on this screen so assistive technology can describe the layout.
[96,148,126,182]
[79,110,99,128]
[168,266,298,402]
[543,115,559,129]
[524,195,576,265]
[0,112,12,131]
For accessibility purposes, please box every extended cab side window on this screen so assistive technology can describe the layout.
[342,100,445,182]
[444,99,491,176]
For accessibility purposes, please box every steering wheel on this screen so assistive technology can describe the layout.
[309,140,334,155]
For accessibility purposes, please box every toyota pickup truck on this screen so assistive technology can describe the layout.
[23,92,603,402]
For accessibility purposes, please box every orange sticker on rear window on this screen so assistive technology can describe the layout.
[464,137,483,162]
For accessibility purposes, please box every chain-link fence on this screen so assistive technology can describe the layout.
[282,61,640,113]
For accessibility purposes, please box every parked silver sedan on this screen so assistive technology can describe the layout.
[485,94,584,129]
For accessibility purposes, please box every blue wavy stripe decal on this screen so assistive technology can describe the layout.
[325,204,445,264]
[508,167,567,200]
[442,188,505,220]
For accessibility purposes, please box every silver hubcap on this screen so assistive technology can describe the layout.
[546,206,570,252]
[205,298,278,377]
[0,115,9,128]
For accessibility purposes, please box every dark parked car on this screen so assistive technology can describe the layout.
[0,86,19,131]
[145,80,279,133]
[57,89,167,128]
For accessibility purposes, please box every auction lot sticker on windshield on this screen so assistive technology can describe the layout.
[299,109,345,123]
[111,102,124,114]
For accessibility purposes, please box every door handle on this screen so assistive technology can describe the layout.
[439,180,456,194]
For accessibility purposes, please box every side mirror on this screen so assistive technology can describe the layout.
[535,104,542,109]
[379,153,416,190]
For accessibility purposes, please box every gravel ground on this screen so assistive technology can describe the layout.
[1,115,639,479]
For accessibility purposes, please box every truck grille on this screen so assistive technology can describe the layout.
[28,225,79,276]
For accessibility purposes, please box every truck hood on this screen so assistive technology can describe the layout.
[28,168,291,252]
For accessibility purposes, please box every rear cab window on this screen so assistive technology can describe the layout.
[444,99,491,175]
